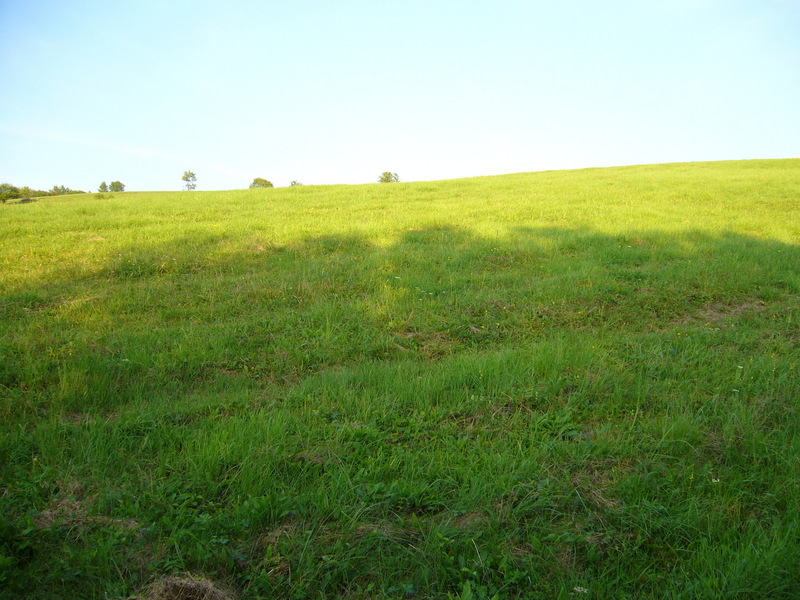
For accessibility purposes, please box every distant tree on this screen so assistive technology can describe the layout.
[0,183,20,203]
[250,177,273,189]
[182,171,197,191]
[19,186,37,200]
[109,181,125,192]
[290,180,303,186]
[98,181,109,192]
[378,172,399,183]
[48,185,84,195]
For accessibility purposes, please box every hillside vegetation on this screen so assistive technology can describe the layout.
[1,160,799,599]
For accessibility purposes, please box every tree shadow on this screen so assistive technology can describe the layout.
[1,223,798,412]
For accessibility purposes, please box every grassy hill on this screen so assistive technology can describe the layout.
[1,159,798,599]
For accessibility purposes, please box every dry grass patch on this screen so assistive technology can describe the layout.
[450,510,487,530]
[352,522,420,545]
[256,522,296,547]
[396,328,460,358]
[570,458,636,512]
[678,299,766,326]
[138,573,235,600]
[247,523,296,580]
[34,480,139,531]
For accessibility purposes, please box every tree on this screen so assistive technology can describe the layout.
[378,172,399,183]
[290,180,303,186]
[49,185,84,195]
[0,183,20,203]
[19,186,36,200]
[182,171,197,191]
[98,181,109,193]
[109,181,125,192]
[250,177,273,189]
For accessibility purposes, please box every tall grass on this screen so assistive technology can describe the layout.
[1,159,798,599]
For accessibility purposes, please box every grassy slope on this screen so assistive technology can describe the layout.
[1,159,799,599]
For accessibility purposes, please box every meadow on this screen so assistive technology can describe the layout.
[0,159,798,599]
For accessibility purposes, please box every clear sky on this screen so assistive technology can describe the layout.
[1,0,798,191]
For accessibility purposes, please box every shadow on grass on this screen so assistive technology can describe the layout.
[0,224,798,415]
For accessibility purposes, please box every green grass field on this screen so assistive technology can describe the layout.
[1,159,799,599]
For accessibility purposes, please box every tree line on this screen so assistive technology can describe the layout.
[244,171,399,189]
[0,181,130,203]
[0,183,88,203]
[2,170,400,203]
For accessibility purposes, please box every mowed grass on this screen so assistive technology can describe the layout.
[0,159,798,599]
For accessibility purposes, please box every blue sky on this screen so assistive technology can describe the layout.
[1,0,798,191]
